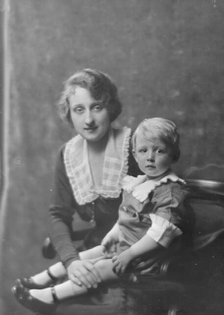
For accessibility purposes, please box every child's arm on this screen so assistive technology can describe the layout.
[113,214,183,275]
[112,234,162,274]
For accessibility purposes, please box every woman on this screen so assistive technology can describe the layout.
[20,68,140,291]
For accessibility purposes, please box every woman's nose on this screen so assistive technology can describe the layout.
[85,111,94,125]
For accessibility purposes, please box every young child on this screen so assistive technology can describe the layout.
[12,117,189,314]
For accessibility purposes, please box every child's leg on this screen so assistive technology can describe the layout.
[30,259,118,303]
[79,245,105,260]
[25,245,105,288]
[30,262,66,286]
[94,258,118,281]
[30,280,88,303]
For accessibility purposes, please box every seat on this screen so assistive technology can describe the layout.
[185,163,224,250]
[40,164,224,315]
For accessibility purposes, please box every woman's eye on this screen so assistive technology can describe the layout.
[72,106,84,113]
[93,104,103,111]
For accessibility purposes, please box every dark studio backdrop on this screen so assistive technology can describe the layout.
[0,0,224,314]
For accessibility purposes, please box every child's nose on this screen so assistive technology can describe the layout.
[147,150,155,161]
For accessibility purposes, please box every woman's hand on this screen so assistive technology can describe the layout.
[67,260,101,289]
[112,249,133,275]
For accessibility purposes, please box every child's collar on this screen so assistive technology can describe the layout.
[145,169,172,182]
[122,171,185,203]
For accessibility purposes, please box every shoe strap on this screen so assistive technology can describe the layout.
[47,268,57,281]
[51,287,58,303]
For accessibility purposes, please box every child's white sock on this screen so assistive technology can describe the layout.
[31,262,66,285]
[31,270,52,286]
[30,281,87,303]
[30,288,54,304]
[55,281,87,300]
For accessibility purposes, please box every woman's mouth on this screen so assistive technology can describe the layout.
[84,126,97,132]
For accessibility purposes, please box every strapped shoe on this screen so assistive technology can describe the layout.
[11,281,58,314]
[16,268,57,289]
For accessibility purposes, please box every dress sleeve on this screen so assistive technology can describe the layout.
[146,183,188,248]
[147,214,182,247]
[49,145,80,267]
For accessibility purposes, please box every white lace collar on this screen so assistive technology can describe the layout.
[64,127,131,205]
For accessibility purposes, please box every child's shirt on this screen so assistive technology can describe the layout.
[117,173,189,252]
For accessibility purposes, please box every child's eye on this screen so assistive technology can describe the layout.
[157,148,166,154]
[138,148,147,153]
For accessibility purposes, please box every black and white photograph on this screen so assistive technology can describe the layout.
[0,1,224,314]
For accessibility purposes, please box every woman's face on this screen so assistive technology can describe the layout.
[69,86,110,142]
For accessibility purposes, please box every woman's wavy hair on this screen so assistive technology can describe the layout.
[132,117,180,162]
[57,68,122,127]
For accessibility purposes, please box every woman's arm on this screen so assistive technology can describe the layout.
[49,146,79,265]
[49,146,102,288]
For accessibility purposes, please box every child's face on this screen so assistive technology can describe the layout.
[134,134,173,178]
[69,86,110,142]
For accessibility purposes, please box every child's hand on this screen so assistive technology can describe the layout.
[101,227,119,256]
[101,233,113,250]
[112,250,133,275]
[101,234,118,257]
